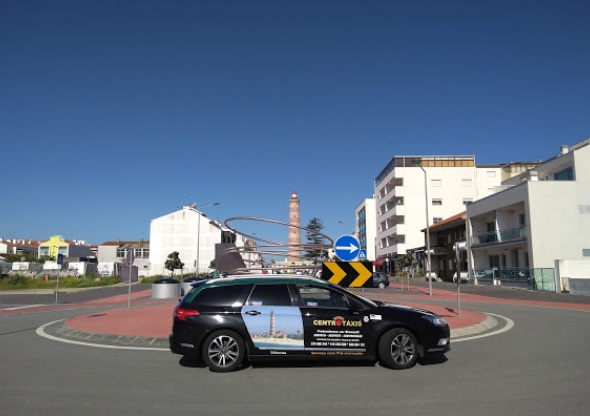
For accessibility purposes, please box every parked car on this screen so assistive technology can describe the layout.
[170,275,450,372]
[373,272,390,289]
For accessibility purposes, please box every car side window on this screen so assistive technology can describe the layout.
[296,285,348,309]
[190,285,250,307]
[246,284,293,306]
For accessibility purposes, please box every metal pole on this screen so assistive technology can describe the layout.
[455,244,461,315]
[420,164,432,296]
[196,212,201,275]
[127,254,132,309]
[55,269,59,304]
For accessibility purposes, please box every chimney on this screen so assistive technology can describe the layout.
[560,145,569,155]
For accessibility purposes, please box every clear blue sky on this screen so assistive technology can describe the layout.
[1,0,589,246]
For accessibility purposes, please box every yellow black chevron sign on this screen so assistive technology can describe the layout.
[321,261,374,288]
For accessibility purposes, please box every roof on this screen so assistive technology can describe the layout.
[99,240,149,247]
[422,211,466,232]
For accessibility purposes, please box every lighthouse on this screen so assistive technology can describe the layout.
[288,191,301,264]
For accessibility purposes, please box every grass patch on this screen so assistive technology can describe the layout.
[0,274,121,290]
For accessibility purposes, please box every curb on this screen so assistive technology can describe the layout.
[39,313,500,350]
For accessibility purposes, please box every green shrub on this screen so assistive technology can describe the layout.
[0,274,120,290]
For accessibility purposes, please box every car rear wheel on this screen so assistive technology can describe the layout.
[378,282,386,289]
[202,330,245,373]
[378,328,418,369]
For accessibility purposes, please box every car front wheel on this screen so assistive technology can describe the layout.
[378,328,418,369]
[202,330,245,372]
[378,282,386,289]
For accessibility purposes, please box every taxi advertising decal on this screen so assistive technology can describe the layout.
[306,315,366,351]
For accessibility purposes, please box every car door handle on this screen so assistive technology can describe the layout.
[245,310,261,316]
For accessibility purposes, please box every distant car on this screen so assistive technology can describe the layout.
[452,272,469,283]
[373,272,390,289]
[170,275,450,372]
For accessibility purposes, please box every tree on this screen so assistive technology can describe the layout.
[164,251,184,278]
[304,217,328,263]
[396,253,416,276]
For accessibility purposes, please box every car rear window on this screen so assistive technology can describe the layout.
[190,285,250,308]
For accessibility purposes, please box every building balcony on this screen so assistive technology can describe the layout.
[471,226,527,247]
[429,246,447,256]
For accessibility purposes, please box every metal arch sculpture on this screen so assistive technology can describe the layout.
[223,216,334,272]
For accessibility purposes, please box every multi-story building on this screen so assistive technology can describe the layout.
[0,238,40,259]
[355,198,376,261]
[373,155,504,265]
[97,240,150,276]
[467,138,590,292]
[149,205,245,276]
[38,235,95,260]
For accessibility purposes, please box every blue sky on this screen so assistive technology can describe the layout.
[1,0,589,247]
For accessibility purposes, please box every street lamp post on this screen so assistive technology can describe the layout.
[413,160,432,296]
[196,202,220,275]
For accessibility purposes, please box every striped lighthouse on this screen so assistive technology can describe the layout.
[288,191,301,264]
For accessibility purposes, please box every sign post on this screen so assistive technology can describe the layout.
[126,249,135,309]
[55,254,64,304]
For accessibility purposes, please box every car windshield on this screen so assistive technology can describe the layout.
[332,284,379,308]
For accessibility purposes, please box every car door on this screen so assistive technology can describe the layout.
[294,283,372,358]
[241,283,305,356]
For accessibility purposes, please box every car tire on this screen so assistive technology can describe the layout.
[378,282,386,289]
[378,328,418,370]
[202,330,245,373]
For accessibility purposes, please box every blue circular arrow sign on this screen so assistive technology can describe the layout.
[334,235,361,261]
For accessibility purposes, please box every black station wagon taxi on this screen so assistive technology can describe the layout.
[169,275,450,372]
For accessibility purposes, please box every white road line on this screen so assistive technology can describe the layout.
[36,319,168,352]
[2,305,45,310]
[452,313,515,343]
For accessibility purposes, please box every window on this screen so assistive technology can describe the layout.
[554,167,574,181]
[432,198,442,206]
[462,179,472,187]
[297,285,348,309]
[431,179,442,187]
[247,284,292,306]
[433,217,443,224]
[193,285,250,307]
[116,249,126,258]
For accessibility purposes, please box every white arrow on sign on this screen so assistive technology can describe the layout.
[335,243,359,253]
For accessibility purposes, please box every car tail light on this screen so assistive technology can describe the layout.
[174,307,200,321]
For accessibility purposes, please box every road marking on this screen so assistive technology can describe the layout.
[36,320,168,352]
[452,313,514,343]
[2,305,45,311]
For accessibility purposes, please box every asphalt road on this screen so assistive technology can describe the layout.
[1,284,589,416]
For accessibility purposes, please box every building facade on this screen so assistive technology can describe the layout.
[149,205,245,276]
[38,235,95,260]
[467,138,590,291]
[97,240,150,277]
[355,198,377,261]
[373,155,503,264]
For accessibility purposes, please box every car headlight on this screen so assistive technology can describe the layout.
[422,315,447,327]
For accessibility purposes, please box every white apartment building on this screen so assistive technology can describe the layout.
[149,205,247,276]
[355,198,377,261]
[467,138,590,292]
[374,155,504,264]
